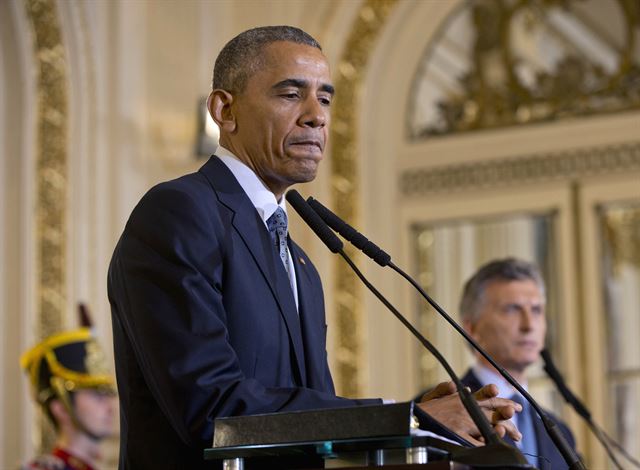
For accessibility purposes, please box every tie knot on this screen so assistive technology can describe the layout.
[267,207,288,234]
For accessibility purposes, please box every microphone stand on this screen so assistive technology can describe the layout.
[542,349,637,469]
[339,252,530,467]
[389,260,583,469]
[285,190,529,467]
[306,196,586,470]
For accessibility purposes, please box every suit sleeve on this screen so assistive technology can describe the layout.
[108,181,380,448]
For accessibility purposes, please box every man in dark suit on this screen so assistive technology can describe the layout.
[108,26,522,469]
[444,258,576,469]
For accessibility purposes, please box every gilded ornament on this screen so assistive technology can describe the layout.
[602,206,640,273]
[409,0,640,138]
[24,0,69,452]
[85,340,111,377]
[331,0,398,397]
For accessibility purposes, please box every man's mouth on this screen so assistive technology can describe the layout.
[289,140,323,152]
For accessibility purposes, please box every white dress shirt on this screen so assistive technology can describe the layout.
[216,146,299,310]
[472,363,530,447]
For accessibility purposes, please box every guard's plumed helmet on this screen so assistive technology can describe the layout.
[20,304,115,420]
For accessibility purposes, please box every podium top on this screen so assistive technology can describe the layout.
[212,402,415,448]
[206,402,536,469]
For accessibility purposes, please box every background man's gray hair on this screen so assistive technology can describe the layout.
[459,258,546,323]
[212,25,321,93]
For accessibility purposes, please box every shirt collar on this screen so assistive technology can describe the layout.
[216,146,287,225]
[472,362,528,399]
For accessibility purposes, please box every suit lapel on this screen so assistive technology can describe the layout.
[199,157,307,386]
[290,241,324,390]
[532,409,553,469]
[462,370,522,447]
[461,369,483,391]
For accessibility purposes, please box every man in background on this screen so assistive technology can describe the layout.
[108,25,522,469]
[453,258,576,469]
[21,318,116,470]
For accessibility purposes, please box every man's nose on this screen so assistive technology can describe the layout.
[520,309,534,331]
[299,98,327,128]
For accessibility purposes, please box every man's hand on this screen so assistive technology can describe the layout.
[416,381,523,446]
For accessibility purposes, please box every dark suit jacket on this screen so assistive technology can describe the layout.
[461,369,576,470]
[108,157,380,469]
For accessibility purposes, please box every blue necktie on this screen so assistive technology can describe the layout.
[511,393,538,467]
[266,207,291,279]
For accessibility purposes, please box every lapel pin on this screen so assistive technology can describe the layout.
[299,257,306,265]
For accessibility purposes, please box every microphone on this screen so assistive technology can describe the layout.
[286,190,528,467]
[285,190,343,253]
[306,196,586,470]
[307,198,391,267]
[542,349,633,470]
[541,349,590,421]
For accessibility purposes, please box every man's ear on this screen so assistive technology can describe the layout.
[463,319,476,338]
[49,398,71,425]
[207,89,236,133]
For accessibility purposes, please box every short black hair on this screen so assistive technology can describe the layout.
[212,25,322,93]
[459,258,545,323]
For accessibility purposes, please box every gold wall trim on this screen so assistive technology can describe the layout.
[602,205,640,272]
[25,0,69,451]
[25,0,68,339]
[330,0,398,397]
[401,142,640,196]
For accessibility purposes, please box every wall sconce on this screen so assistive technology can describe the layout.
[195,96,219,158]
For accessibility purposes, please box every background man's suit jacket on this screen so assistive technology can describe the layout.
[461,369,576,470]
[108,157,380,469]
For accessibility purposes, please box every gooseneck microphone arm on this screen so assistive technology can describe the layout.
[390,260,582,469]
[542,350,635,469]
[338,247,506,448]
[306,196,586,470]
[540,350,590,420]
[285,190,515,458]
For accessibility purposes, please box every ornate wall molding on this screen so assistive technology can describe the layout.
[330,0,398,397]
[603,205,640,273]
[24,0,69,453]
[400,141,640,196]
[25,0,68,338]
[408,0,640,138]
[25,0,69,452]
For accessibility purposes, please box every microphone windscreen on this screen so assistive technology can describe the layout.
[308,197,391,266]
[286,190,343,253]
